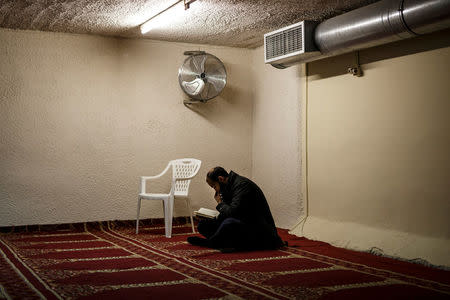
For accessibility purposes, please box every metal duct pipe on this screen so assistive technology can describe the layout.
[314,0,450,56]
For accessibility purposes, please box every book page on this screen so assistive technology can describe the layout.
[194,207,219,218]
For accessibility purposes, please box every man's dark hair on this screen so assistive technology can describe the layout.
[207,167,229,182]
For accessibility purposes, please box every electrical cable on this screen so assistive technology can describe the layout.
[289,63,309,235]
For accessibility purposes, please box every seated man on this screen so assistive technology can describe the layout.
[187,167,284,251]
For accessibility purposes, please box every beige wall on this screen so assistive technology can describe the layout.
[291,32,450,266]
[250,47,304,229]
[2,26,449,266]
[0,28,253,226]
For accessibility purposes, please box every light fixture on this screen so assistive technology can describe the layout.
[140,0,197,34]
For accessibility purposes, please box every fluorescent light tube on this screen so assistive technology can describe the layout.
[140,1,185,34]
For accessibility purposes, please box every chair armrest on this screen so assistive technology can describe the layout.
[140,163,171,194]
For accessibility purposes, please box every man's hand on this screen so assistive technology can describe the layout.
[214,192,222,204]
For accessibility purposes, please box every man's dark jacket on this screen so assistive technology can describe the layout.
[215,171,283,248]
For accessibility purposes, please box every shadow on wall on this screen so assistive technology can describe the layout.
[308,28,450,79]
[183,97,222,119]
[182,82,238,119]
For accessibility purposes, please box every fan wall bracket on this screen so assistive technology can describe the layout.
[183,98,207,107]
[183,50,205,56]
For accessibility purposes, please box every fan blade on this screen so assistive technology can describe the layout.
[200,54,207,73]
[207,82,217,99]
[200,81,212,100]
[191,55,205,74]
[207,64,226,74]
[180,68,200,78]
[180,63,200,82]
[181,78,205,96]
[205,75,226,93]
[204,59,225,75]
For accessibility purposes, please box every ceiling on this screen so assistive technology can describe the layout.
[0,0,377,48]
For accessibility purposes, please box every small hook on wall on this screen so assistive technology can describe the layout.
[348,51,363,77]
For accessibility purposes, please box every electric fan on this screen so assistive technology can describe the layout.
[178,51,227,102]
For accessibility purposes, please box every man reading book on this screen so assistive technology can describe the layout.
[187,167,284,252]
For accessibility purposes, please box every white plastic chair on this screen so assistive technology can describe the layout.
[136,158,201,237]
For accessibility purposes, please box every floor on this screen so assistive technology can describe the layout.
[0,220,449,299]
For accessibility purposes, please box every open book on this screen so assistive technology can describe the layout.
[194,207,219,219]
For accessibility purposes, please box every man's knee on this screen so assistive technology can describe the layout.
[197,219,218,238]
[217,217,241,231]
[221,217,242,226]
[215,217,247,237]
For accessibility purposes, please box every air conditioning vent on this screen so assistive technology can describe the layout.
[264,21,320,68]
[265,26,303,60]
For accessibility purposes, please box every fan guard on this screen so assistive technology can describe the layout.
[178,51,227,102]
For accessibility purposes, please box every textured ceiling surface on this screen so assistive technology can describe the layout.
[0,0,377,48]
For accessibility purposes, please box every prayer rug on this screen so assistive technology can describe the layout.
[0,221,449,299]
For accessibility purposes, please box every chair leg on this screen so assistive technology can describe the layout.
[163,199,171,238]
[168,196,174,238]
[185,198,195,234]
[136,197,141,234]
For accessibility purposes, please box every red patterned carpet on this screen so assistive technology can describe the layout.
[1,221,449,299]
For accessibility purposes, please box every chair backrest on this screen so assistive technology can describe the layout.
[170,158,202,197]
